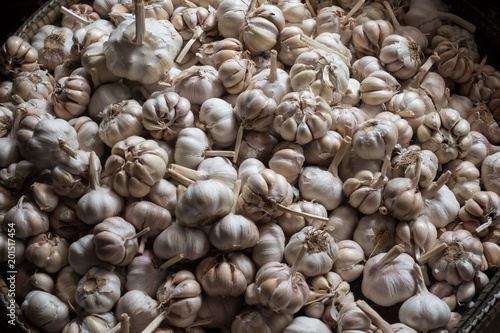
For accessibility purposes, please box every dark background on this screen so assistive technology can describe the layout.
[1,1,500,333]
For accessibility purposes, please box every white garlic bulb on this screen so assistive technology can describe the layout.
[283,316,332,333]
[98,99,144,148]
[75,267,121,314]
[174,65,224,105]
[252,222,286,267]
[199,98,238,148]
[32,25,74,71]
[353,119,398,160]
[22,290,70,333]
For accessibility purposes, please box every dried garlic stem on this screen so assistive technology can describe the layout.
[289,244,308,276]
[176,27,204,63]
[246,0,258,18]
[205,150,236,158]
[305,0,316,17]
[188,318,213,328]
[60,6,91,25]
[121,313,130,333]
[108,323,121,333]
[140,311,167,333]
[269,50,278,82]
[476,217,492,234]
[90,68,101,88]
[133,0,146,46]
[126,227,151,240]
[59,139,77,158]
[436,12,476,33]
[168,167,195,186]
[170,164,208,181]
[277,203,329,222]
[231,179,242,213]
[328,136,352,176]
[11,94,25,105]
[373,155,391,189]
[411,154,422,190]
[343,0,365,23]
[422,171,452,199]
[139,86,151,100]
[383,1,401,29]
[159,253,185,270]
[176,184,187,198]
[417,242,448,264]
[138,236,147,254]
[412,54,440,88]
[378,244,405,266]
[233,125,244,163]
[357,300,392,333]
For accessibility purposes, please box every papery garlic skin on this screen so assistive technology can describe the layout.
[252,222,286,267]
[353,212,397,258]
[482,152,500,195]
[174,127,211,169]
[22,291,70,333]
[299,166,343,211]
[334,240,365,282]
[153,223,210,261]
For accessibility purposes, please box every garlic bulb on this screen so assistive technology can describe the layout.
[252,222,286,267]
[283,317,332,333]
[2,196,49,239]
[274,91,332,145]
[352,19,394,57]
[303,130,343,167]
[382,155,423,221]
[420,171,460,229]
[93,216,141,266]
[240,4,286,54]
[391,146,439,188]
[31,25,74,70]
[459,191,500,236]
[434,41,474,83]
[325,205,359,242]
[379,34,424,79]
[156,270,202,327]
[197,294,243,329]
[212,37,246,68]
[51,74,92,121]
[76,151,124,225]
[103,136,168,198]
[277,200,327,236]
[290,49,349,105]
[338,302,372,333]
[104,0,182,84]
[354,211,397,258]
[62,312,118,333]
[88,82,131,121]
[427,230,483,285]
[245,259,309,314]
[126,250,166,297]
[231,306,293,333]
[315,5,355,45]
[268,142,305,185]
[22,291,70,333]
[460,59,500,103]
[199,98,238,148]
[81,42,121,88]
[362,244,416,306]
[218,57,256,95]
[173,65,224,105]
[176,179,234,227]
[333,240,365,282]
[360,70,400,105]
[153,222,210,262]
[69,116,105,158]
[467,103,500,145]
[61,4,100,31]
[0,232,25,265]
[353,119,398,160]
[417,108,472,164]
[209,213,259,251]
[25,232,69,273]
[284,226,338,277]
[68,234,113,275]
[387,90,427,130]
[75,267,121,314]
[1,160,37,191]
[174,127,211,169]
[125,200,171,245]
[98,99,144,148]
[142,91,193,142]
[216,0,249,39]
[196,252,255,297]
[278,27,309,66]
[147,178,177,214]
[482,152,500,195]
[399,264,451,332]
[12,69,55,102]
[0,36,38,77]
[51,148,90,200]
[238,168,293,223]
[54,266,81,306]
[116,290,160,333]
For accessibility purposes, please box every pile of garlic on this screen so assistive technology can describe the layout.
[1,0,500,332]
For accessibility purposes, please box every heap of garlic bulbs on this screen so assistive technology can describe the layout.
[3,0,500,332]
